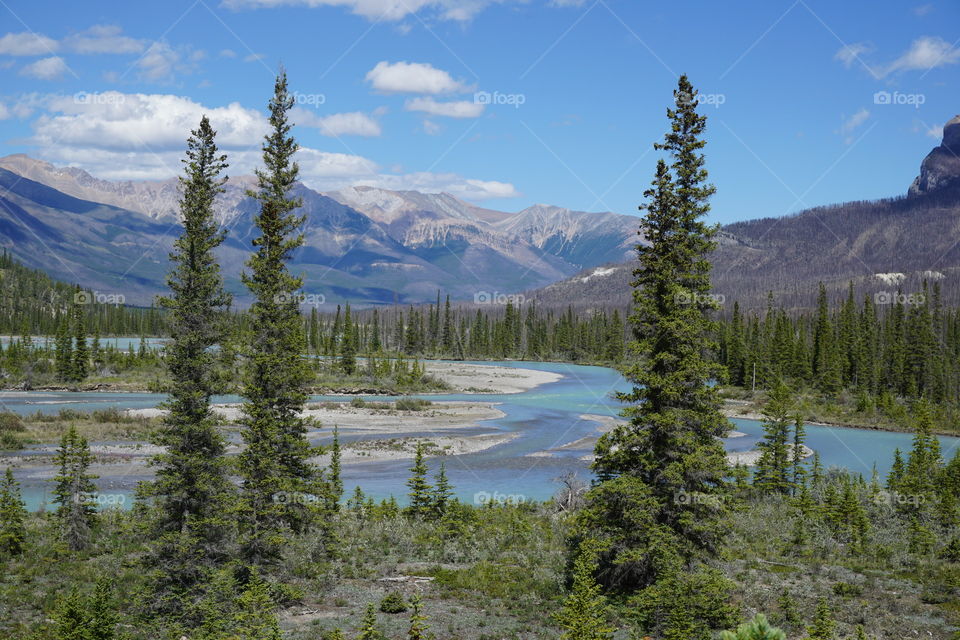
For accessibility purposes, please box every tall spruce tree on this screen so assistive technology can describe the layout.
[0,467,27,557]
[71,291,88,382]
[237,71,319,563]
[52,426,97,551]
[406,442,433,518]
[139,115,234,609]
[755,382,794,495]
[554,539,615,640]
[577,75,730,592]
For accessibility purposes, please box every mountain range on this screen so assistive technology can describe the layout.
[0,154,638,306]
[529,114,960,311]
[0,114,958,310]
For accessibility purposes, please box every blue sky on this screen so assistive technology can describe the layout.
[0,0,957,224]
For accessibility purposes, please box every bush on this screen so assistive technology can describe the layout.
[395,398,432,411]
[350,397,367,408]
[719,614,786,640]
[91,407,129,423]
[379,591,408,613]
[0,430,21,450]
[0,412,24,432]
[832,582,862,597]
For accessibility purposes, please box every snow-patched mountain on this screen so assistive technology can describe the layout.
[494,204,638,267]
[0,154,254,225]
[0,155,642,305]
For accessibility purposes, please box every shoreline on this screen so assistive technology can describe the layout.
[721,402,959,437]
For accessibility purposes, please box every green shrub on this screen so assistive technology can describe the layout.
[832,582,863,597]
[350,397,367,408]
[395,398,432,411]
[0,412,24,432]
[719,614,787,640]
[379,591,408,613]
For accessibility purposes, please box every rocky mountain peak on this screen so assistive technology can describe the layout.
[909,114,960,197]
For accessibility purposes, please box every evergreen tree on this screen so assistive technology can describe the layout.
[406,595,429,640]
[791,416,807,494]
[340,303,357,375]
[52,426,97,551]
[718,614,786,640]
[806,598,835,640]
[232,572,283,640]
[139,115,234,606]
[54,312,72,382]
[755,381,794,495]
[578,75,730,592]
[554,540,615,640]
[406,442,433,518]
[431,461,454,519]
[358,602,386,640]
[237,71,319,563]
[327,425,343,511]
[0,467,27,557]
[71,291,88,382]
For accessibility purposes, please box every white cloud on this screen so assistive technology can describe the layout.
[838,108,870,144]
[834,43,872,69]
[136,42,203,83]
[913,4,934,16]
[0,32,58,56]
[20,56,69,80]
[355,172,519,200]
[24,90,514,201]
[244,53,266,63]
[292,107,382,137]
[422,119,442,135]
[886,36,960,74]
[366,60,468,94]
[0,103,9,120]
[219,49,237,58]
[404,96,483,118]
[63,25,144,55]
[222,0,511,22]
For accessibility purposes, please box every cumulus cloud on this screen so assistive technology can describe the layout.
[63,25,144,55]
[292,107,382,137]
[20,56,69,80]
[23,91,512,201]
[886,35,960,74]
[222,0,510,22]
[366,60,468,94]
[0,32,58,56]
[136,41,203,83]
[422,119,442,135]
[404,96,483,118]
[0,103,9,120]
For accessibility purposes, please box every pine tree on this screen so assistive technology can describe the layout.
[71,292,89,382]
[0,467,27,557]
[237,70,319,563]
[358,602,386,640]
[806,598,835,640]
[579,75,730,592]
[554,540,615,640]
[431,461,454,519]
[340,303,357,375]
[718,614,786,640]
[755,381,794,495]
[52,426,97,551]
[406,595,429,640]
[54,312,72,382]
[327,425,343,511]
[233,572,283,640]
[139,115,234,605]
[406,442,432,518]
[791,416,807,494]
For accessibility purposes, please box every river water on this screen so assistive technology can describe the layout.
[3,361,958,510]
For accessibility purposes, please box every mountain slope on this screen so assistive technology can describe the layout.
[528,115,960,311]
